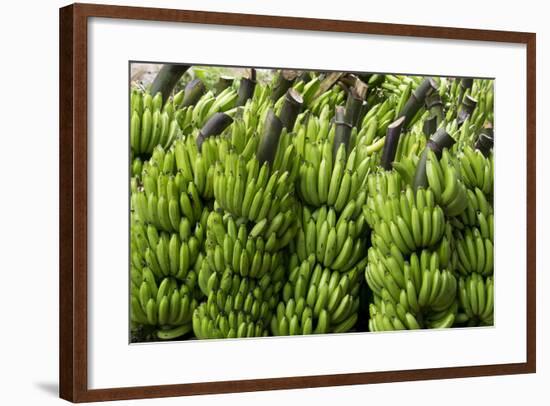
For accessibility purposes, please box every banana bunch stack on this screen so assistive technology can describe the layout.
[275,82,376,335]
[364,176,459,331]
[130,217,204,339]
[453,147,495,326]
[129,78,240,340]
[199,211,287,285]
[192,82,299,339]
[192,210,288,338]
[130,146,209,339]
[296,142,373,211]
[362,75,494,332]
[132,147,206,233]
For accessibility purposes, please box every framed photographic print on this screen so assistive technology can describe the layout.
[59,3,536,402]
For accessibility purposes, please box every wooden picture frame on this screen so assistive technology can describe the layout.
[59,3,536,402]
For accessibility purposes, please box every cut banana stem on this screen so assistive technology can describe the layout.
[332,106,352,161]
[196,113,233,151]
[182,78,206,107]
[458,95,478,126]
[475,125,494,157]
[256,110,283,166]
[422,114,438,138]
[279,88,304,130]
[149,64,190,105]
[344,87,363,128]
[236,76,256,106]
[271,70,298,102]
[380,116,405,170]
[425,91,444,128]
[399,77,437,128]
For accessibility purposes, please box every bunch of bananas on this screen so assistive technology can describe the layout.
[366,245,458,331]
[458,146,494,196]
[130,217,206,283]
[297,142,372,210]
[130,90,180,158]
[365,185,448,254]
[173,134,224,201]
[132,161,205,233]
[131,273,199,340]
[193,267,276,338]
[213,153,297,241]
[271,254,364,335]
[293,204,368,271]
[458,273,494,326]
[200,211,287,280]
[292,79,346,116]
[175,85,238,132]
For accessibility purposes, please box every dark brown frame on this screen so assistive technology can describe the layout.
[59,3,536,402]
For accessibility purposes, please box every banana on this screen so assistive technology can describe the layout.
[396,216,416,252]
[418,269,433,308]
[331,237,353,270]
[140,108,152,153]
[421,207,432,247]
[323,228,337,267]
[441,163,459,206]
[316,221,329,262]
[334,171,351,211]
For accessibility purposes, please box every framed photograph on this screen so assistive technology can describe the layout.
[59,3,536,402]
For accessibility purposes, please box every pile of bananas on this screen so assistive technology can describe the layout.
[361,74,494,331]
[129,66,494,341]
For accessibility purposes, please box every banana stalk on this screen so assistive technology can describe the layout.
[457,95,478,126]
[236,69,256,107]
[150,64,190,105]
[332,106,352,160]
[425,91,444,129]
[182,78,206,107]
[257,110,284,166]
[271,70,298,102]
[215,75,233,95]
[475,125,494,157]
[399,77,437,128]
[380,116,405,170]
[279,88,303,130]
[344,88,364,128]
[457,77,473,106]
[422,114,438,138]
[196,113,233,151]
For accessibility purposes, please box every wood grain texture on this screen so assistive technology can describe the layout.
[59,3,536,402]
[59,4,74,401]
